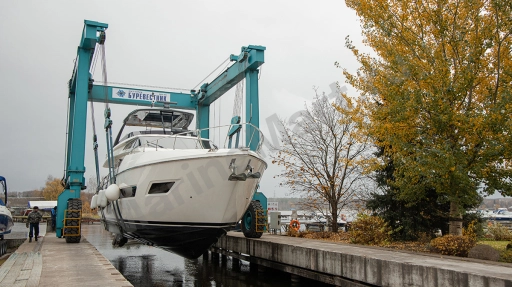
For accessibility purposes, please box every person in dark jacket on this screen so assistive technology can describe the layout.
[27,206,43,242]
[50,206,57,232]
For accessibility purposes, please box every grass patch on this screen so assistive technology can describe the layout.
[476,240,512,263]
[477,240,510,252]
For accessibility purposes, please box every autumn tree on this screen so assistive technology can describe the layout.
[343,0,512,235]
[81,176,98,215]
[41,175,64,200]
[80,192,93,215]
[273,91,374,232]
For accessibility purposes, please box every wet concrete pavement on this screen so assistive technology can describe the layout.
[0,222,132,287]
[4,221,46,240]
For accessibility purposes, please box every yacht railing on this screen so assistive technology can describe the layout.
[134,122,265,153]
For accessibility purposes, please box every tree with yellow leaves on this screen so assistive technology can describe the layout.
[343,0,512,235]
[272,90,375,232]
[40,175,64,200]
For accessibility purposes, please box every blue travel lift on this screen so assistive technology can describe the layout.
[58,20,267,242]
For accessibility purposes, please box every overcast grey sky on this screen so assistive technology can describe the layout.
[0,1,364,197]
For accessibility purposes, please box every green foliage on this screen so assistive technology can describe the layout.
[368,147,483,240]
[430,235,477,257]
[344,0,512,233]
[367,186,450,241]
[367,147,447,241]
[487,223,512,241]
[463,213,485,239]
[499,250,512,263]
[348,214,391,245]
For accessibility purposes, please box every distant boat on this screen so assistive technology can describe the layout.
[488,209,512,222]
[0,176,14,239]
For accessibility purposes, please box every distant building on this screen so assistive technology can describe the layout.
[27,201,57,210]
[8,197,45,215]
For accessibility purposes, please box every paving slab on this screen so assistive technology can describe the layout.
[0,228,133,287]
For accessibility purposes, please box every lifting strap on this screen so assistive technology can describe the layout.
[228,64,244,148]
[97,36,116,185]
[89,33,103,191]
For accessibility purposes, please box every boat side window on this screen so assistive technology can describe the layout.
[120,186,137,198]
[119,132,135,143]
[138,136,212,149]
[148,182,175,194]
[173,138,197,149]
[123,139,137,150]
[171,138,212,149]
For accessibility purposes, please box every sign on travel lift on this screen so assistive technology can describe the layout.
[112,88,171,103]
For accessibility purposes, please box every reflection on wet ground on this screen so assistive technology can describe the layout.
[6,222,46,239]
[82,224,333,287]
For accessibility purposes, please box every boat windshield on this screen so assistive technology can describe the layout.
[130,136,215,150]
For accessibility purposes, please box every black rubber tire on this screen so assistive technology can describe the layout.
[241,200,264,238]
[65,198,82,243]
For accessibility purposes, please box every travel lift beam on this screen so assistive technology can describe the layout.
[56,19,265,239]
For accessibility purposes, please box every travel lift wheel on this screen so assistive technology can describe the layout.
[65,198,82,243]
[241,200,264,238]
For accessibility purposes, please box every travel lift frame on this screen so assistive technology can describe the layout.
[57,20,266,241]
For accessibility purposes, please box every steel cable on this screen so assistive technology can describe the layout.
[192,57,230,90]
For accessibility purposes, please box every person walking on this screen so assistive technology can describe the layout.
[50,206,57,232]
[27,206,43,242]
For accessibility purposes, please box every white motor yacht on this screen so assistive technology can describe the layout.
[93,108,266,259]
[0,176,13,239]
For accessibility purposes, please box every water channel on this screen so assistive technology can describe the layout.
[82,224,333,287]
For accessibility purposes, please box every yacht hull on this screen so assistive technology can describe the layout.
[100,149,266,259]
[489,217,512,222]
[0,207,13,235]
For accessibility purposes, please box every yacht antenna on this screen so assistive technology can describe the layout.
[160,110,174,134]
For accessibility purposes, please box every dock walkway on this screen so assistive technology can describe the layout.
[0,224,132,287]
